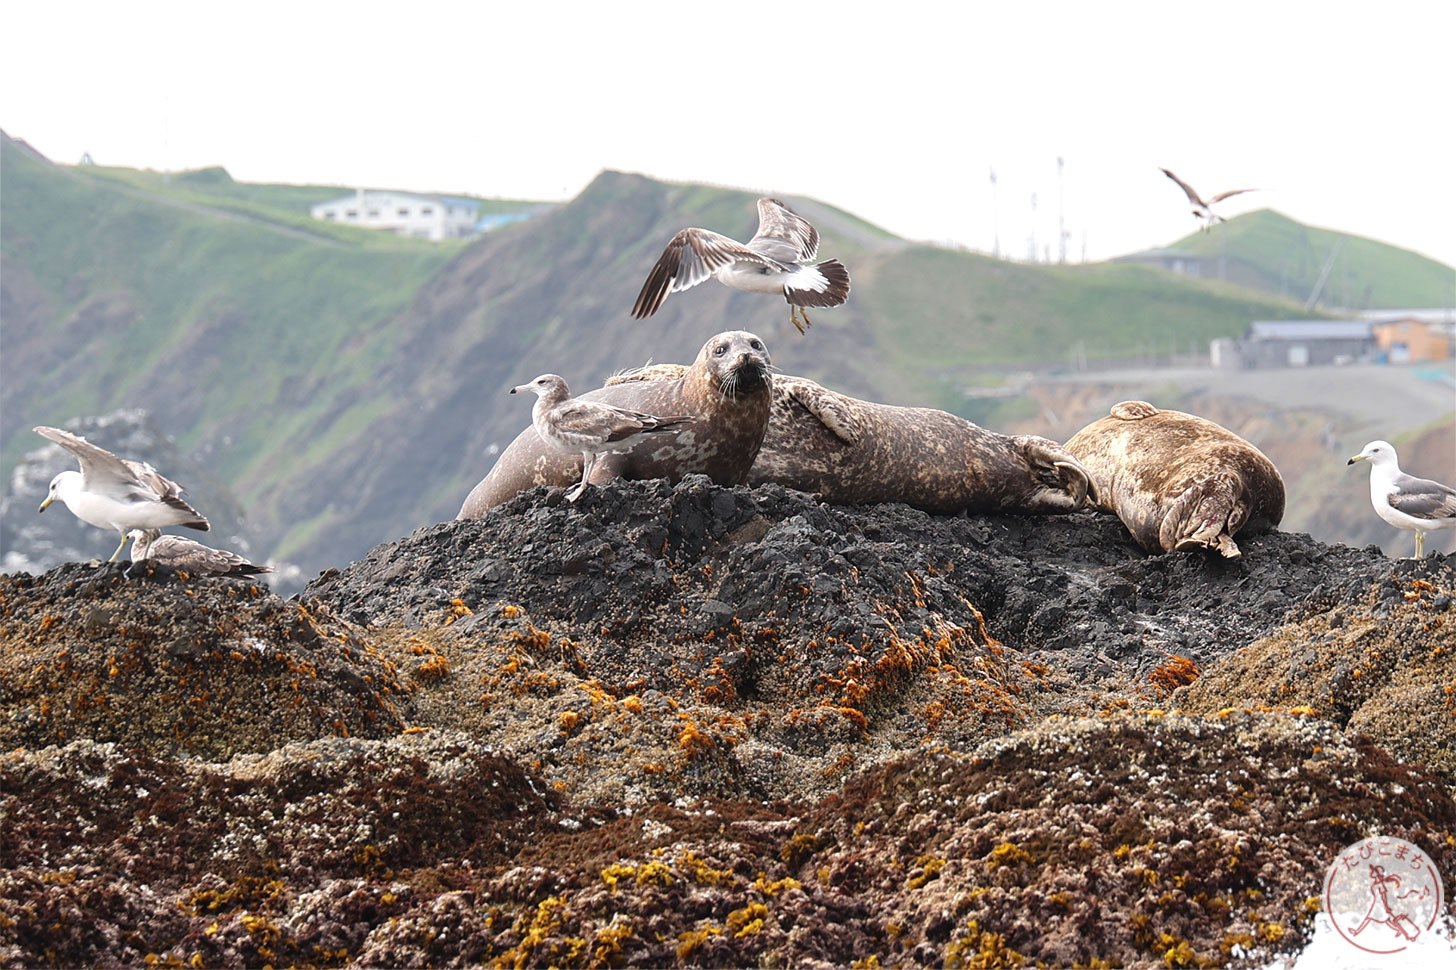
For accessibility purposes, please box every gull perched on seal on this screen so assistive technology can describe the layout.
[1348,440,1456,558]
[631,196,850,333]
[1160,168,1256,230]
[511,374,694,501]
[127,528,272,577]
[34,425,210,562]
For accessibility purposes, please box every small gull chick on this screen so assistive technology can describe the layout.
[511,374,694,501]
[1348,439,1456,558]
[631,196,850,333]
[1160,168,1256,231]
[128,528,272,577]
[35,425,210,562]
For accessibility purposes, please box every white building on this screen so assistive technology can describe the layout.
[310,189,479,241]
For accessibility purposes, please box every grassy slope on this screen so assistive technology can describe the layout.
[0,137,460,510]
[1164,209,1455,309]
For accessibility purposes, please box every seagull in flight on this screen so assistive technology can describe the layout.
[35,425,210,562]
[1348,440,1456,558]
[511,374,693,501]
[631,196,850,334]
[1160,168,1256,230]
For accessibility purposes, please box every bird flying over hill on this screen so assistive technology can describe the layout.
[512,374,693,501]
[34,425,210,562]
[631,196,850,334]
[1160,168,1256,231]
[1348,440,1456,559]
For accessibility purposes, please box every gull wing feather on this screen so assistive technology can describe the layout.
[631,228,777,318]
[1160,168,1206,207]
[149,535,270,575]
[746,197,820,263]
[1387,475,1456,521]
[1208,188,1256,204]
[34,426,143,492]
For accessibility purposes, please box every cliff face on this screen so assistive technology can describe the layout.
[3,480,1454,967]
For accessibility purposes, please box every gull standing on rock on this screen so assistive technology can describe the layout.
[511,374,694,501]
[1348,440,1456,558]
[127,528,272,577]
[34,425,210,562]
[1160,168,1256,231]
[631,196,850,333]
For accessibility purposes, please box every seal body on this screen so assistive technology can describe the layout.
[458,331,773,518]
[607,368,1096,515]
[1064,401,1285,557]
[749,376,1095,514]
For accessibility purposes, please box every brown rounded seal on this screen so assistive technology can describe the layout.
[458,331,773,518]
[1064,400,1285,557]
[606,367,1097,515]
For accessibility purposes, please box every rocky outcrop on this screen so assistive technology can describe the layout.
[3,477,1454,967]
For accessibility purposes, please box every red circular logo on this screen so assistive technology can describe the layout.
[1324,837,1445,954]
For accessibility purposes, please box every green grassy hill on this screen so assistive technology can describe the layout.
[3,134,1451,577]
[1156,209,1455,309]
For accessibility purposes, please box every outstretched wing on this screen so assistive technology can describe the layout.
[631,227,777,318]
[1207,187,1256,204]
[1388,475,1456,522]
[746,197,820,263]
[1160,168,1205,207]
[35,425,147,493]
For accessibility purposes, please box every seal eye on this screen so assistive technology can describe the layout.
[749,339,763,350]
[714,345,727,357]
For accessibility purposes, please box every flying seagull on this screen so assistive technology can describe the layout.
[128,528,272,577]
[511,374,693,501]
[34,425,210,562]
[1348,440,1456,558]
[1160,168,1256,230]
[631,196,850,334]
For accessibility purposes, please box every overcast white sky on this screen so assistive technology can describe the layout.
[4,1,1455,271]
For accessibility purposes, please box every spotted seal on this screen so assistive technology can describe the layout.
[604,367,1097,515]
[457,330,773,518]
[1064,400,1285,557]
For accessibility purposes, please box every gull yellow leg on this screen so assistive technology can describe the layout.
[1415,530,1425,559]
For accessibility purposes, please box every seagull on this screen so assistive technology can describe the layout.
[511,374,693,501]
[1160,168,1256,230]
[34,425,210,562]
[127,528,272,577]
[631,196,850,334]
[1348,440,1456,558]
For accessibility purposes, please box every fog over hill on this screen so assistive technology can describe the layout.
[2,132,1451,579]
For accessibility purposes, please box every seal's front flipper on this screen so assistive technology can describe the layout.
[1013,435,1099,512]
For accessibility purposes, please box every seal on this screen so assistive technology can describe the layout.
[458,330,773,518]
[606,367,1097,515]
[1064,400,1285,557]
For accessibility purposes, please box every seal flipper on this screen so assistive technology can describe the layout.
[778,377,863,446]
[1109,400,1161,421]
[1011,435,1099,511]
[1160,475,1249,558]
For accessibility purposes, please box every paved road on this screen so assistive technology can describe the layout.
[1043,361,1456,439]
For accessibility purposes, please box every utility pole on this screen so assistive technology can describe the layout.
[989,168,1000,258]
[1057,156,1067,264]
[1028,193,1038,262]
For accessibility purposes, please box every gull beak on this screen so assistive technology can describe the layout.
[37,495,53,513]
[1347,454,1365,465]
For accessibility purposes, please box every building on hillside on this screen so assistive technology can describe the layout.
[1217,320,1376,369]
[310,190,479,241]
[1112,248,1209,278]
[1359,309,1456,363]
